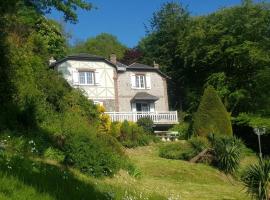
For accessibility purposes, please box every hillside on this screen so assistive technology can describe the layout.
[0,144,252,200]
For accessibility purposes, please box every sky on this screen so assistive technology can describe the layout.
[48,0,261,48]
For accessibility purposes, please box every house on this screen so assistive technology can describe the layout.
[51,53,178,125]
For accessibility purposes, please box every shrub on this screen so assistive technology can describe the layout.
[212,136,243,174]
[44,147,65,162]
[241,159,270,200]
[170,122,190,139]
[189,136,209,152]
[137,117,154,134]
[159,141,195,160]
[193,86,233,137]
[109,122,121,138]
[118,120,152,148]
[64,134,124,177]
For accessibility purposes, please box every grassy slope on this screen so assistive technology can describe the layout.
[0,144,255,200]
[105,145,252,200]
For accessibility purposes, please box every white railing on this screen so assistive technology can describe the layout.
[105,111,178,124]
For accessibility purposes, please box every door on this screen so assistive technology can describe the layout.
[136,102,150,112]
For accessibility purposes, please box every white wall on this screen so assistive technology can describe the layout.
[57,60,116,100]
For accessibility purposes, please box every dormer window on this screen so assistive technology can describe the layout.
[135,75,145,89]
[79,71,95,85]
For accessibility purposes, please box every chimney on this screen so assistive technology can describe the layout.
[49,57,56,65]
[110,54,117,64]
[153,61,159,69]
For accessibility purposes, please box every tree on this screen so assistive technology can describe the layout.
[138,1,270,115]
[193,86,233,136]
[71,33,127,59]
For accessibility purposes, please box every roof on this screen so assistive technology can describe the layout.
[127,63,170,79]
[132,92,159,101]
[50,53,117,69]
[50,54,170,79]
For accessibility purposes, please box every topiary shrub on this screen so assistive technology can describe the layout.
[137,117,154,134]
[193,86,233,137]
[211,136,243,174]
[64,134,124,177]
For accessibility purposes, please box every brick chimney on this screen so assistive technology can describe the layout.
[153,61,159,69]
[110,54,117,64]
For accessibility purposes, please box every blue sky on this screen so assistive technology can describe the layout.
[48,0,260,47]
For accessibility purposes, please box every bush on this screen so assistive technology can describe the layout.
[212,136,243,174]
[137,117,154,134]
[159,137,210,161]
[241,159,270,200]
[44,147,65,162]
[64,134,124,177]
[109,122,121,138]
[193,86,233,137]
[159,141,194,160]
[118,120,152,148]
[170,122,190,139]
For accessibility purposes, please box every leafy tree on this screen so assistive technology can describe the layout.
[71,33,127,59]
[193,86,233,136]
[139,1,270,116]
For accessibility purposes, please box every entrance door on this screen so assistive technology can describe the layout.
[136,103,150,112]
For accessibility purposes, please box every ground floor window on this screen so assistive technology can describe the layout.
[136,102,150,112]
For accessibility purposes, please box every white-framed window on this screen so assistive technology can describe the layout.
[135,75,145,89]
[79,71,95,85]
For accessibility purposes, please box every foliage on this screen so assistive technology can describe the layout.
[44,147,65,162]
[169,122,190,139]
[118,120,152,148]
[97,105,111,134]
[159,137,209,161]
[193,86,233,137]
[137,117,154,134]
[159,141,193,160]
[234,113,270,133]
[211,136,244,174]
[139,1,270,116]
[109,122,122,138]
[242,159,270,200]
[64,134,125,177]
[71,33,127,59]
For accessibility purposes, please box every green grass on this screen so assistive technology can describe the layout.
[0,143,257,200]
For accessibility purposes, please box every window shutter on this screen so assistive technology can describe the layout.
[131,103,136,112]
[146,74,151,89]
[130,74,136,88]
[95,71,100,85]
[72,70,79,85]
[150,103,155,112]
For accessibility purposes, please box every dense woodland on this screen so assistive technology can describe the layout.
[0,0,270,199]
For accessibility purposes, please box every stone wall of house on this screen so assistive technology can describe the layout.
[117,70,169,112]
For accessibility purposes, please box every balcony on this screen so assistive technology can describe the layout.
[105,111,178,125]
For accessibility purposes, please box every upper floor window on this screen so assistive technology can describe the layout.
[135,75,145,89]
[79,71,95,85]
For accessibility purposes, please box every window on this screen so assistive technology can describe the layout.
[136,103,150,112]
[79,71,95,85]
[135,75,145,89]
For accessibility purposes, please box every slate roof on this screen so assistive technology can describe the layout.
[127,63,170,79]
[50,53,117,69]
[50,54,170,79]
[132,92,159,101]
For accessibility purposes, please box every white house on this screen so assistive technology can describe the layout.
[51,53,178,125]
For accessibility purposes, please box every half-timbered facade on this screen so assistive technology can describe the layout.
[51,54,178,124]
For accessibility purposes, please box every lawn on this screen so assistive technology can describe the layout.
[0,143,254,200]
[104,144,252,200]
